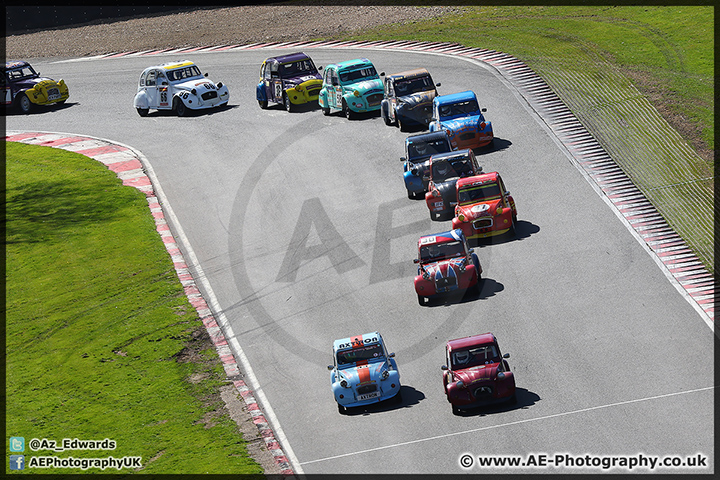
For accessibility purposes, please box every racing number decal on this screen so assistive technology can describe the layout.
[274,81,282,101]
[335,88,342,106]
[4,88,12,105]
[160,87,168,106]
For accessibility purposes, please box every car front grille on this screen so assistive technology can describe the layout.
[367,93,384,106]
[307,85,321,96]
[473,218,493,229]
[202,91,218,101]
[435,276,457,289]
[460,132,476,141]
[357,384,378,395]
[473,385,493,398]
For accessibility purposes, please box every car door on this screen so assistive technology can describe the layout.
[385,79,397,122]
[143,70,159,108]
[325,67,339,109]
[156,70,170,109]
[260,61,273,102]
[269,61,283,103]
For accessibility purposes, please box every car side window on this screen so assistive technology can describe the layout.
[146,70,156,87]
[156,70,167,85]
[323,68,332,85]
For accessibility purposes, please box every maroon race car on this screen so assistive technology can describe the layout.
[414,229,482,306]
[442,333,516,415]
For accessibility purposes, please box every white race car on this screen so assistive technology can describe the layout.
[133,60,229,116]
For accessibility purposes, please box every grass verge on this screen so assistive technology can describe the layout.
[338,4,714,274]
[5,142,262,474]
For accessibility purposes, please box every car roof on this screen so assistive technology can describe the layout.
[405,130,450,145]
[334,58,374,71]
[457,172,500,189]
[418,229,466,247]
[447,333,497,350]
[429,149,473,163]
[159,60,197,71]
[265,52,312,64]
[5,60,31,70]
[333,331,383,351]
[387,68,430,81]
[435,90,477,105]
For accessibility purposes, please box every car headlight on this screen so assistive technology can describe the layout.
[353,90,361,97]
[191,88,197,96]
[457,213,466,222]
[216,82,223,88]
[456,380,465,388]
[295,84,304,92]
[381,370,389,380]
[496,206,503,215]
[340,379,348,388]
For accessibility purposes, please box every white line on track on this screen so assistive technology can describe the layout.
[299,385,716,466]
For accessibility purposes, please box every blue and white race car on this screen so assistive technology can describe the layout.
[429,90,493,150]
[327,332,401,414]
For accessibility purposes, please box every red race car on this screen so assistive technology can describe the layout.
[424,149,482,221]
[413,229,482,306]
[452,171,517,241]
[442,333,516,415]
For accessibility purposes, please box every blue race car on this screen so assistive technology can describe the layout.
[429,91,493,150]
[328,332,401,414]
[401,130,454,199]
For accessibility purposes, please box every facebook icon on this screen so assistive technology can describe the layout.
[10,455,25,470]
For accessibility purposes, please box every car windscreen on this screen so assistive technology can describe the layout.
[166,65,202,82]
[394,75,434,96]
[336,344,384,366]
[458,182,501,204]
[339,66,378,84]
[432,158,474,182]
[420,240,465,263]
[6,65,38,81]
[408,138,451,160]
[439,99,480,119]
[280,59,316,76]
[451,345,499,369]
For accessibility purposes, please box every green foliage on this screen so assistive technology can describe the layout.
[5,142,262,474]
[343,5,713,160]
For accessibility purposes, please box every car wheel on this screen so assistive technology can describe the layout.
[337,403,347,415]
[381,104,391,125]
[397,116,405,132]
[452,405,462,416]
[508,214,517,238]
[283,93,293,112]
[407,190,417,200]
[417,294,425,306]
[18,94,33,114]
[321,105,330,116]
[175,98,187,117]
[258,99,268,109]
[136,107,149,117]
[342,100,355,120]
[469,274,481,297]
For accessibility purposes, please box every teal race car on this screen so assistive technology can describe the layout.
[318,58,384,119]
